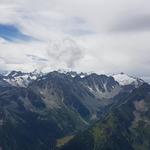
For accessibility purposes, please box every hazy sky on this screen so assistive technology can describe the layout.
[0,0,150,80]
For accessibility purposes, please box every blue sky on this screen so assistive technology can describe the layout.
[0,0,150,81]
[0,24,33,41]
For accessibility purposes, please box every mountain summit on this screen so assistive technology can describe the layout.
[113,73,144,87]
[0,70,146,150]
[0,70,144,88]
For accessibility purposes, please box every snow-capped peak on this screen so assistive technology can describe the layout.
[2,70,42,88]
[113,73,144,86]
[57,69,88,78]
[31,69,43,77]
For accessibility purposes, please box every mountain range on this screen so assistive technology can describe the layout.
[0,70,148,150]
[61,83,150,150]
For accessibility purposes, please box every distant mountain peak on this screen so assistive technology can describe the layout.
[2,70,43,88]
[0,70,145,88]
[113,73,144,86]
[7,70,25,77]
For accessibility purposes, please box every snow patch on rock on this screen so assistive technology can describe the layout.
[113,73,144,86]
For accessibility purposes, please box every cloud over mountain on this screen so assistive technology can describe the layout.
[0,0,150,81]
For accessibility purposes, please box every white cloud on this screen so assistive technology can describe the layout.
[0,0,150,81]
[0,58,6,71]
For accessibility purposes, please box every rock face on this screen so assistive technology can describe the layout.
[0,70,145,150]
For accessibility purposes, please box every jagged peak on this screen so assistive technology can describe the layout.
[113,73,144,86]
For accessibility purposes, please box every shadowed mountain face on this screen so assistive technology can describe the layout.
[29,72,123,119]
[61,83,150,150]
[0,71,145,150]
